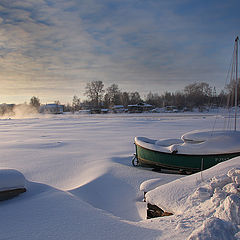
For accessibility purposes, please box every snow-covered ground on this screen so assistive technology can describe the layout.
[0,112,239,239]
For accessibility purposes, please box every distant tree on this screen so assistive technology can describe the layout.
[146,92,154,105]
[226,78,240,105]
[162,91,173,107]
[146,92,162,107]
[72,95,81,112]
[84,81,105,108]
[30,96,40,110]
[184,82,212,108]
[217,90,228,107]
[64,103,72,112]
[129,91,142,104]
[173,91,185,109]
[121,92,130,107]
[81,99,91,110]
[103,93,111,108]
[105,84,121,107]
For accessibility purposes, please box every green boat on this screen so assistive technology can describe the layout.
[132,37,240,173]
[133,131,240,173]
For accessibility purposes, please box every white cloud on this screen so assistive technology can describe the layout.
[0,0,239,103]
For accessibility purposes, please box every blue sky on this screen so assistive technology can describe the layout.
[0,0,239,104]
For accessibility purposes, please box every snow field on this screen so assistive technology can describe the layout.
[0,113,238,239]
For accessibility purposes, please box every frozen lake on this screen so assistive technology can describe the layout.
[0,112,238,239]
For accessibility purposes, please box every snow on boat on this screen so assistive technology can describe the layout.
[133,130,240,173]
[0,169,26,201]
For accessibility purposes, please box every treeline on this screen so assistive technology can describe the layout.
[24,80,240,111]
[69,80,233,112]
[1,80,237,115]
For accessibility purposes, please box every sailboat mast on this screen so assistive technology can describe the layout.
[234,36,239,131]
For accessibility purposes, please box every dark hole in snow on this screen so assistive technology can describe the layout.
[147,203,173,219]
[0,188,26,201]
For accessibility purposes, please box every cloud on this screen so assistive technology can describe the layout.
[0,0,239,103]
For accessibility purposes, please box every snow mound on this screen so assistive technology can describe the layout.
[145,157,240,239]
[214,194,240,225]
[187,217,237,240]
[140,178,171,193]
[0,169,26,191]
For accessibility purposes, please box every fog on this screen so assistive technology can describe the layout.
[0,104,41,119]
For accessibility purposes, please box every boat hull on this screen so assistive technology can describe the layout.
[135,143,240,172]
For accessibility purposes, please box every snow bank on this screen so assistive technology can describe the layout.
[146,158,240,214]
[145,157,240,239]
[140,176,182,194]
[187,217,237,240]
[0,169,26,191]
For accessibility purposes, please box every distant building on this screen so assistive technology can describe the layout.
[101,109,109,114]
[90,108,101,114]
[78,110,91,114]
[112,105,125,113]
[127,103,153,113]
[39,104,64,114]
[164,106,178,113]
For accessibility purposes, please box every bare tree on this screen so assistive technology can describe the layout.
[84,81,104,108]
[129,91,142,104]
[121,92,130,107]
[146,92,163,107]
[30,96,40,110]
[54,100,61,113]
[184,82,212,108]
[226,78,240,105]
[105,84,121,107]
[72,95,81,112]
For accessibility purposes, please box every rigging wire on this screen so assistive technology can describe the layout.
[212,37,239,132]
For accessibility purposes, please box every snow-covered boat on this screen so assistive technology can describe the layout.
[133,37,240,173]
[0,169,26,201]
[134,130,240,173]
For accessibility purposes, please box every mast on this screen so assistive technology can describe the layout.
[234,36,239,131]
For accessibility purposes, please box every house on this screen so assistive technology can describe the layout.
[112,105,126,113]
[39,104,64,114]
[90,108,101,114]
[127,103,153,113]
[164,106,178,113]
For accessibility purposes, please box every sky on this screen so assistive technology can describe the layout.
[0,0,239,104]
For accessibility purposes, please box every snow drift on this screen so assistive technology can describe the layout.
[145,157,240,239]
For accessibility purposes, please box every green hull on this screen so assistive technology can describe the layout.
[135,143,240,172]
